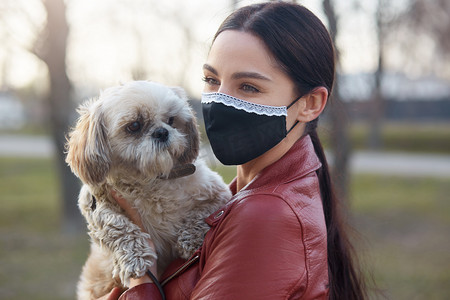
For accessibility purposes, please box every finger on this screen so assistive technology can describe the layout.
[111,190,134,215]
[110,190,144,229]
[111,190,128,208]
[106,287,123,300]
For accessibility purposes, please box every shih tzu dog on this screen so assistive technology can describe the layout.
[65,81,231,299]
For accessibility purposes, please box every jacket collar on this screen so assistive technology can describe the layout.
[229,134,322,195]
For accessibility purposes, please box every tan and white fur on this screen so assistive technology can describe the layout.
[65,81,231,299]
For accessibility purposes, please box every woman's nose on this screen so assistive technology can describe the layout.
[217,85,232,96]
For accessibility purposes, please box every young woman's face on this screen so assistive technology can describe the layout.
[203,30,298,108]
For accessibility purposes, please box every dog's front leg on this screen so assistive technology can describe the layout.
[176,211,212,259]
[79,187,157,285]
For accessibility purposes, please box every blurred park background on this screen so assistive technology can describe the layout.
[1,0,449,299]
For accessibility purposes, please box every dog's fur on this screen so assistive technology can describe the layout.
[65,81,231,299]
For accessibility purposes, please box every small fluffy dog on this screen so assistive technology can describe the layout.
[65,81,231,299]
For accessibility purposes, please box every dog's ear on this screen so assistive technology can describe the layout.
[65,99,111,185]
[169,86,200,163]
[169,86,188,100]
[179,110,200,164]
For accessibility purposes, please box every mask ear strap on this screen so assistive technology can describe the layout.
[287,120,299,134]
[286,95,302,109]
[286,95,302,134]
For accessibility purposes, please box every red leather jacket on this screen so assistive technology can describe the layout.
[119,135,329,299]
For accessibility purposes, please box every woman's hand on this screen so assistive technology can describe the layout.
[111,190,145,231]
[110,190,159,285]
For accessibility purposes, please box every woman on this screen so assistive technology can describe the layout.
[104,2,367,299]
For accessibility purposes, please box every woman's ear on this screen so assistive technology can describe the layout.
[295,86,328,122]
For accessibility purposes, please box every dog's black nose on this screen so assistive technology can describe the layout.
[152,127,169,142]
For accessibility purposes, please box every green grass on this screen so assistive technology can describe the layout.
[319,122,450,154]
[0,157,89,300]
[0,124,49,136]
[209,164,236,185]
[351,175,450,299]
[0,158,60,231]
[1,157,449,299]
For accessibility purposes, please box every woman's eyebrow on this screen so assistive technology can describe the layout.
[231,71,271,81]
[203,64,272,81]
[203,64,218,75]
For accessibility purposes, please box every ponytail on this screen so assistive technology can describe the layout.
[306,119,367,300]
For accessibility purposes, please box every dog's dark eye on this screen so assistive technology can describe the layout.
[127,121,141,133]
[168,116,175,126]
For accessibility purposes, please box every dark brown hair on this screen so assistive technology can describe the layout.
[213,2,367,299]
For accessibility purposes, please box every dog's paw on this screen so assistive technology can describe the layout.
[108,230,158,285]
[113,244,157,285]
[177,221,209,259]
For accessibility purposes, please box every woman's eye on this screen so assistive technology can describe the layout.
[202,76,220,86]
[167,116,175,126]
[241,84,260,93]
[127,121,141,133]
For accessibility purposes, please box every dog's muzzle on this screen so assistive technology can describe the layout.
[152,127,169,143]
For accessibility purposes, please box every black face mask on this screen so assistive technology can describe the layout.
[201,92,300,165]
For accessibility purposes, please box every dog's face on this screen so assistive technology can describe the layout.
[65,81,199,185]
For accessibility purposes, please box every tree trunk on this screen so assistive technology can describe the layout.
[40,0,84,233]
[323,0,351,202]
[368,54,384,149]
[328,81,351,202]
[368,0,386,150]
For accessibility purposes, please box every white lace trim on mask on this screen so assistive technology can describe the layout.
[201,92,287,117]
